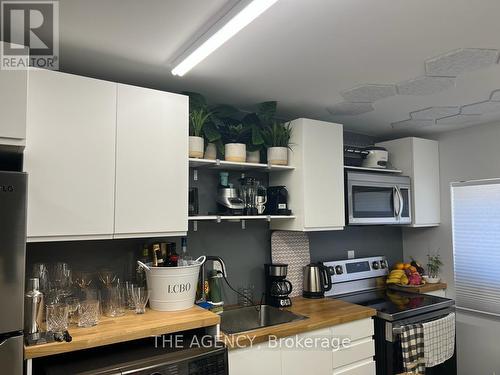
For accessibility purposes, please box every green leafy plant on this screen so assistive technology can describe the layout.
[427,253,443,278]
[241,101,278,152]
[189,108,211,137]
[182,91,222,143]
[262,121,293,149]
[220,123,250,144]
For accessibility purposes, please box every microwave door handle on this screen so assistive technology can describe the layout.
[393,187,400,217]
[396,186,404,219]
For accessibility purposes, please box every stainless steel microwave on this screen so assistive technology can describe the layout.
[346,171,412,225]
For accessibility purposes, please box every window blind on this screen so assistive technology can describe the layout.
[451,179,500,316]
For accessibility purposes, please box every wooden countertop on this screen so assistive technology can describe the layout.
[388,282,447,294]
[24,306,220,359]
[221,297,376,349]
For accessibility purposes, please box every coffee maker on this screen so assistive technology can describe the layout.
[265,263,293,308]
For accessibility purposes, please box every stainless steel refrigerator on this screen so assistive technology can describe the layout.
[0,171,27,375]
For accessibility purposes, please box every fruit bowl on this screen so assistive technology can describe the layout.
[396,282,426,288]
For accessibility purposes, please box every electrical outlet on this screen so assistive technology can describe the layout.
[347,250,355,259]
[213,261,223,273]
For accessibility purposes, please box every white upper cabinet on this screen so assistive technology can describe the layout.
[0,52,27,146]
[270,118,345,231]
[114,84,188,238]
[25,70,117,241]
[377,137,440,227]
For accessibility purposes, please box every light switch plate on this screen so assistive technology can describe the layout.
[347,250,355,259]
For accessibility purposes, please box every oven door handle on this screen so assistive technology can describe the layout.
[385,306,455,342]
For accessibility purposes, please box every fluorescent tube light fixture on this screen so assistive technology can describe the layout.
[171,0,279,77]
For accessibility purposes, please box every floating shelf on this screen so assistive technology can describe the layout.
[188,215,295,221]
[189,158,294,172]
[344,165,402,174]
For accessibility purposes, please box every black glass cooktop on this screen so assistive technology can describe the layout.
[335,289,454,321]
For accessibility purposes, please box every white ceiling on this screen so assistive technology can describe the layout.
[57,0,500,138]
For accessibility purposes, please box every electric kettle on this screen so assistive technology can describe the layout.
[303,263,332,298]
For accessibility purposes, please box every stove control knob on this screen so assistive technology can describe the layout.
[372,261,380,270]
[380,260,387,269]
[327,266,335,276]
[335,265,344,275]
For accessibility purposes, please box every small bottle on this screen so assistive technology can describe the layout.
[152,243,162,266]
[136,245,150,285]
[178,237,193,266]
[165,242,178,267]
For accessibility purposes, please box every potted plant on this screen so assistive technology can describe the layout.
[241,101,276,163]
[183,92,222,159]
[425,253,443,283]
[220,123,250,162]
[188,108,211,158]
[262,121,292,165]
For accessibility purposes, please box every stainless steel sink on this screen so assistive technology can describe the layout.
[220,305,307,334]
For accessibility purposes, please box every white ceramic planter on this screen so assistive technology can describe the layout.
[423,275,441,284]
[189,136,204,158]
[246,150,260,163]
[204,143,217,160]
[267,146,288,165]
[225,143,246,162]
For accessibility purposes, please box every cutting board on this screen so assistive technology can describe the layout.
[271,231,311,297]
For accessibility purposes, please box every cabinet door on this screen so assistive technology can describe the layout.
[333,359,376,375]
[302,119,344,230]
[229,343,282,375]
[0,63,27,145]
[25,70,116,240]
[114,84,188,237]
[281,328,332,375]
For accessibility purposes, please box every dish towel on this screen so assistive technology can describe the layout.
[422,312,456,367]
[400,323,426,374]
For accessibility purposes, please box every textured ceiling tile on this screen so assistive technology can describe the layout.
[490,89,500,101]
[326,102,374,116]
[436,114,481,125]
[410,106,460,120]
[397,76,455,95]
[341,84,397,103]
[391,119,434,129]
[425,48,500,77]
[461,100,500,115]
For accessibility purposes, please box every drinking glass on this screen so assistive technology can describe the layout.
[52,262,72,297]
[32,263,50,292]
[102,283,125,317]
[131,287,150,314]
[124,281,136,310]
[65,297,80,325]
[98,269,117,287]
[237,285,255,307]
[74,271,93,290]
[77,300,99,327]
[46,303,69,333]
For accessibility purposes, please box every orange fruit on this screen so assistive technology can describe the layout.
[403,263,412,270]
[409,266,417,273]
[394,263,405,270]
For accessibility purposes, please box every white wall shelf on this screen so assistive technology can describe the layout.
[344,165,402,173]
[188,215,295,221]
[188,215,295,231]
[189,158,294,172]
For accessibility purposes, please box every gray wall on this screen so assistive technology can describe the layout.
[401,121,500,375]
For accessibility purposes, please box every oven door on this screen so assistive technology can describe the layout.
[374,308,457,375]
